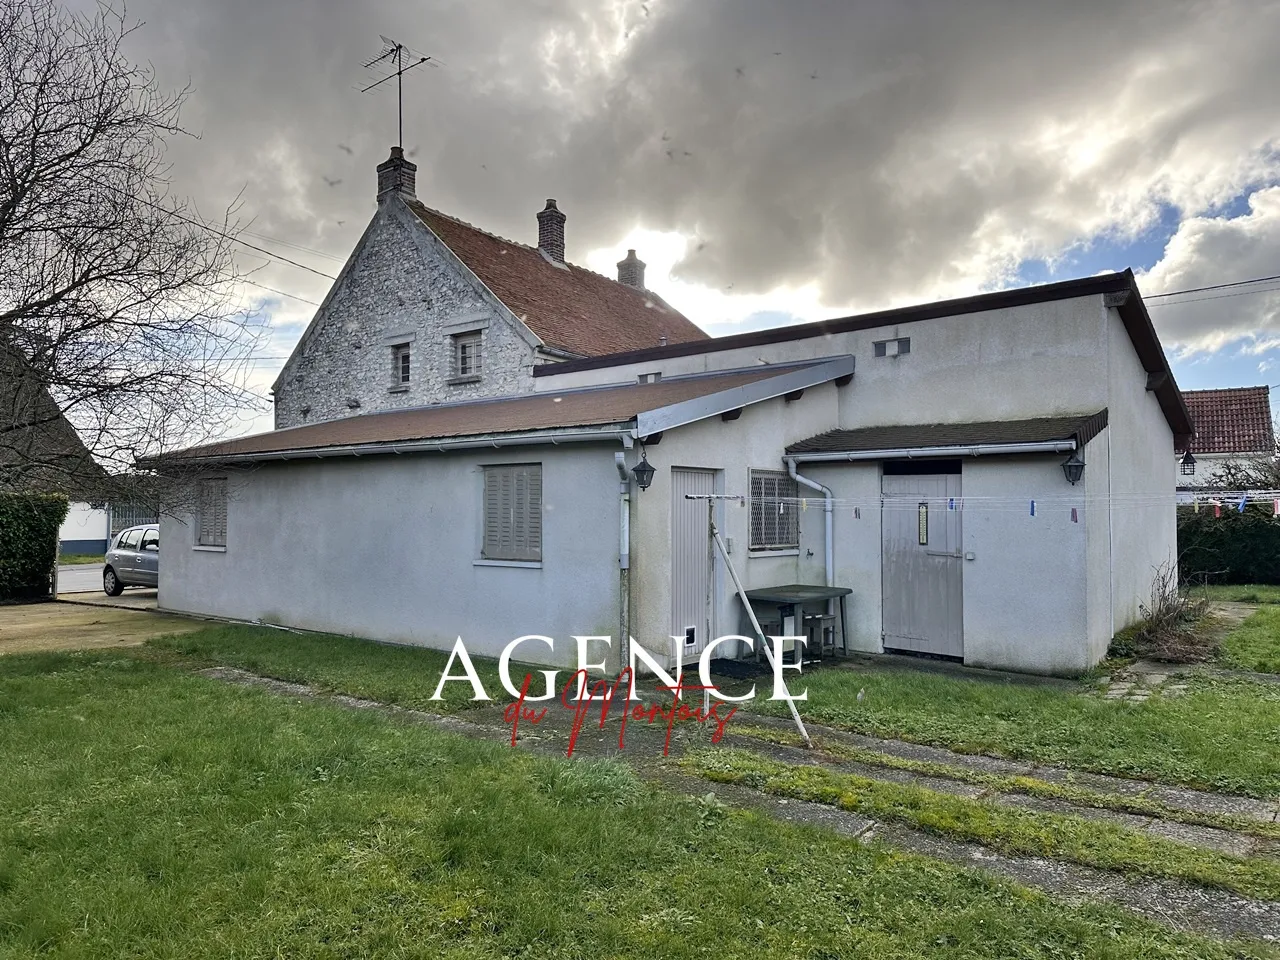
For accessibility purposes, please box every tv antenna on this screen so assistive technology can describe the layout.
[360,35,440,149]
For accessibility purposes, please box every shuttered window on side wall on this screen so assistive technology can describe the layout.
[482,464,542,562]
[750,470,799,550]
[197,477,228,547]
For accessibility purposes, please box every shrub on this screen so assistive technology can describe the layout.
[0,493,69,601]
[1110,562,1215,663]
[1178,502,1280,585]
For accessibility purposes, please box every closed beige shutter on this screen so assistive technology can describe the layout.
[483,465,541,561]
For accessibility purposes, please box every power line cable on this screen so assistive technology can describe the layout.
[1145,273,1280,300]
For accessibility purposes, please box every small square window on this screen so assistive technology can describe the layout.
[454,332,482,378]
[392,343,411,384]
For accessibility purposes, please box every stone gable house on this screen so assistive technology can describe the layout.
[271,148,707,428]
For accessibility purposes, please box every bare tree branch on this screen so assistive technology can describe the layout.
[0,0,263,499]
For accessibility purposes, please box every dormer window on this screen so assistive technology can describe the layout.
[453,331,482,380]
[392,343,411,386]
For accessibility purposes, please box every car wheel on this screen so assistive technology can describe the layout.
[103,567,124,596]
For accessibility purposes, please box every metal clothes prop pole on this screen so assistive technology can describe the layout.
[696,496,812,748]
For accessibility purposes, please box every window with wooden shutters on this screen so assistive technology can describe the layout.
[482,464,542,562]
[750,470,799,550]
[196,477,228,547]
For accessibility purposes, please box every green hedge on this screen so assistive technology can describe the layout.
[1178,503,1280,585]
[0,493,69,601]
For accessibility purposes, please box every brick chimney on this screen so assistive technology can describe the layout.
[376,146,417,201]
[616,249,646,289]
[536,199,567,263]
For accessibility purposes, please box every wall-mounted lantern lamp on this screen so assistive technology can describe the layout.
[1180,450,1197,476]
[1061,450,1085,485]
[631,451,655,491]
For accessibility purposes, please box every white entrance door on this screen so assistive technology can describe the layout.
[671,468,715,663]
[881,472,964,658]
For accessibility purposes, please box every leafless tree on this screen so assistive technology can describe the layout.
[0,0,263,499]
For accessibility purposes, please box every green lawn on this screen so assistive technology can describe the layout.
[150,625,512,714]
[748,665,1280,798]
[155,625,1280,797]
[57,553,104,565]
[1220,606,1280,674]
[686,748,1280,900]
[1187,584,1280,605]
[0,649,1269,959]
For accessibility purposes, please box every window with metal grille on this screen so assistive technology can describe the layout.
[196,478,228,547]
[482,464,542,562]
[392,343,411,384]
[750,470,799,550]
[453,332,483,378]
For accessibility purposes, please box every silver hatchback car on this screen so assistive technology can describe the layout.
[103,524,159,595]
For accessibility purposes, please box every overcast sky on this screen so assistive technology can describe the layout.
[106,0,1280,434]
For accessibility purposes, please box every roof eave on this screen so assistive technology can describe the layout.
[633,355,855,437]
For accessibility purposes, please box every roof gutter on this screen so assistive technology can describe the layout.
[785,440,1077,463]
[145,424,634,467]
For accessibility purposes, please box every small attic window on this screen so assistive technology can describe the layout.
[453,331,483,379]
[873,337,910,358]
[637,372,662,384]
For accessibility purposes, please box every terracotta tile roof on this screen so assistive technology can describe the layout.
[162,368,783,461]
[1183,387,1274,455]
[787,411,1108,455]
[408,203,708,357]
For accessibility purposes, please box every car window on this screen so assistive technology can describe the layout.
[118,529,141,550]
[140,529,159,551]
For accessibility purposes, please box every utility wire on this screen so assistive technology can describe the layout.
[1145,273,1280,300]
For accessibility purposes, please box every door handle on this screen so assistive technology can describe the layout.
[924,550,961,558]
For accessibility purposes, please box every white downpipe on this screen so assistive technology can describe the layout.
[784,459,835,619]
[614,452,632,669]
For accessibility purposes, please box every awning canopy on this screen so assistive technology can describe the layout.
[786,410,1108,459]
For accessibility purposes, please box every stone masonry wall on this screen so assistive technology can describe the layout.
[274,200,538,429]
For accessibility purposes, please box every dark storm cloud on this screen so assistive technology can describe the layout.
[114,0,1280,341]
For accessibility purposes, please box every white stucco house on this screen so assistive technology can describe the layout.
[1175,386,1274,492]
[148,149,1192,677]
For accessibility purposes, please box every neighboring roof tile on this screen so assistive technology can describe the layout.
[786,411,1108,455]
[1183,387,1274,455]
[164,368,786,461]
[408,203,708,358]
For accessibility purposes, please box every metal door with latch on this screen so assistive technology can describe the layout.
[671,468,716,663]
[882,472,963,658]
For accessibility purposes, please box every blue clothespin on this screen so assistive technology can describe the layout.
[1238,495,1248,513]
[1029,500,1036,517]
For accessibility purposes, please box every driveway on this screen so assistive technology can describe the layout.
[57,562,106,594]
[0,601,200,656]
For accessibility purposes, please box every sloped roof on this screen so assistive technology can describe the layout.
[1183,387,1274,455]
[0,349,107,495]
[533,269,1194,451]
[408,203,708,358]
[157,366,805,463]
[787,411,1108,455]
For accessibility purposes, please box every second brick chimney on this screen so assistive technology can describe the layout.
[536,199,567,263]
[616,249,646,290]
[376,146,417,201]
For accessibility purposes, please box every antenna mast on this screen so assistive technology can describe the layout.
[360,35,439,148]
